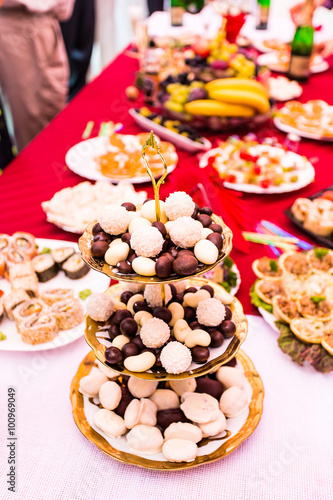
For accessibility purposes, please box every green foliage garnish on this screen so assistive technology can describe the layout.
[0,332,7,341]
[40,247,51,254]
[310,296,326,305]
[269,259,278,272]
[250,282,273,313]
[276,321,333,372]
[228,270,238,288]
[79,289,93,300]
[222,281,231,293]
[223,256,234,269]
[314,247,329,260]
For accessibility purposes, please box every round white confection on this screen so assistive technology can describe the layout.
[140,317,170,348]
[126,425,164,455]
[130,226,164,258]
[160,341,192,374]
[87,293,115,322]
[98,205,130,235]
[196,298,226,327]
[144,284,172,308]
[169,216,203,248]
[164,192,195,221]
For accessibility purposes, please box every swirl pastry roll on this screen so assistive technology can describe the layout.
[0,254,5,277]
[40,288,74,306]
[9,262,35,281]
[3,290,31,320]
[51,247,75,269]
[0,234,11,253]
[19,314,58,345]
[13,299,49,332]
[11,232,37,259]
[32,254,58,282]
[11,274,39,298]
[50,298,84,330]
[62,253,89,280]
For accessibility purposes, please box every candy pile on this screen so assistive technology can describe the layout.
[79,360,250,463]
[90,191,225,279]
[86,282,237,375]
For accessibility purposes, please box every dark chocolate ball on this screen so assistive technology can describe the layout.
[122,342,140,358]
[92,222,103,235]
[196,377,223,399]
[120,291,134,305]
[161,239,169,253]
[161,252,175,264]
[127,253,137,264]
[191,346,209,363]
[209,330,224,348]
[143,198,154,204]
[152,221,167,237]
[121,202,136,212]
[133,301,150,313]
[153,350,162,369]
[201,285,214,297]
[224,357,237,367]
[189,321,202,330]
[183,306,196,324]
[173,255,198,276]
[209,223,223,234]
[109,324,121,341]
[184,287,198,295]
[207,233,223,251]
[114,309,132,324]
[220,320,236,338]
[105,346,123,364]
[177,250,194,258]
[91,241,109,258]
[156,256,172,278]
[200,206,213,216]
[224,306,232,321]
[197,214,212,227]
[120,318,138,337]
[172,293,184,304]
[93,232,112,243]
[191,203,200,220]
[141,348,155,355]
[116,260,133,274]
[169,247,178,259]
[121,232,131,244]
[131,335,145,350]
[153,307,172,323]
[157,409,188,430]
[115,386,133,417]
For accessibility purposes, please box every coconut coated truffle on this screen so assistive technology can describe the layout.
[160,341,192,374]
[144,284,172,308]
[164,192,195,221]
[196,298,226,327]
[130,226,164,258]
[169,217,203,249]
[87,293,114,322]
[140,317,171,348]
[98,205,130,235]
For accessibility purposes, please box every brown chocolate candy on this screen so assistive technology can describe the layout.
[109,324,121,341]
[114,386,134,417]
[201,285,214,297]
[121,202,136,212]
[224,306,232,321]
[121,232,131,244]
[209,223,223,234]
[152,221,167,237]
[113,309,132,324]
[153,307,172,323]
[157,409,188,430]
[105,346,123,364]
[209,330,224,348]
[197,214,213,227]
[116,260,133,274]
[207,233,223,251]
[172,255,198,276]
[120,318,138,337]
[93,232,112,243]
[196,377,223,399]
[191,346,210,363]
[156,255,172,278]
[220,320,236,338]
[120,291,134,305]
[92,222,103,235]
[91,241,109,258]
[122,342,140,358]
[200,206,213,216]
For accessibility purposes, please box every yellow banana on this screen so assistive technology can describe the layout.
[206,78,268,98]
[207,88,270,114]
[184,100,255,118]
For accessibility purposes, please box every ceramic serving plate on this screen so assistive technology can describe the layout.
[257,52,329,74]
[70,349,264,470]
[274,117,333,142]
[0,239,110,352]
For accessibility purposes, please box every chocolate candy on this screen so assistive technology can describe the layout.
[116,260,133,274]
[114,309,132,324]
[200,206,213,216]
[209,223,222,234]
[133,301,151,314]
[109,324,121,341]
[152,221,167,237]
[183,306,196,324]
[184,287,198,295]
[92,222,103,235]
[220,320,236,338]
[224,306,232,321]
[91,241,109,258]
[209,330,224,348]
[121,202,136,212]
[120,291,134,305]
[121,232,131,244]
[197,214,212,227]
[201,285,214,297]
[173,255,198,276]
[93,232,112,243]
[172,293,184,304]
[196,377,223,399]
[177,250,195,258]
[153,350,162,368]
[207,233,223,251]
[127,252,137,264]
[161,252,175,264]
[224,357,237,367]
[105,346,123,364]
[156,255,172,278]
[122,342,140,358]
[153,307,172,324]
[120,318,138,337]
[191,346,209,363]
[161,240,169,253]
[169,247,178,259]
[157,409,188,430]
[131,335,145,350]
[189,321,202,330]
[114,386,134,417]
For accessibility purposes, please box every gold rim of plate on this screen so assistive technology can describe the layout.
[70,349,264,471]
[84,277,248,381]
[78,216,233,284]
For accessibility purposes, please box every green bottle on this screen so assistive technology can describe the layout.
[288,0,314,81]
[186,0,205,14]
[171,0,185,26]
[256,0,270,30]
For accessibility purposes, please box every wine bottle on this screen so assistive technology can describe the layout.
[256,0,270,30]
[171,0,185,26]
[186,0,205,14]
[288,0,314,82]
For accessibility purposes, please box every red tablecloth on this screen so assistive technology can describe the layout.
[1,51,333,314]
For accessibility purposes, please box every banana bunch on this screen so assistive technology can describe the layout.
[185,79,270,118]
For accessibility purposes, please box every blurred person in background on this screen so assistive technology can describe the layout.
[148,0,164,14]
[0,0,75,151]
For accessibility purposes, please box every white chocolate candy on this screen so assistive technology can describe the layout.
[194,239,218,265]
[162,439,198,462]
[181,391,196,403]
[184,329,211,348]
[216,366,245,391]
[128,216,151,234]
[127,425,164,455]
[183,289,211,309]
[219,387,249,418]
[79,372,108,397]
[97,360,119,380]
[169,378,197,396]
[134,310,153,326]
[98,381,122,410]
[215,288,234,305]
[180,393,220,424]
[113,300,127,310]
[126,294,144,315]
[93,409,126,438]
[140,200,167,223]
[164,422,202,443]
[164,221,174,234]
[132,257,156,277]
[173,319,191,343]
[149,389,180,410]
[109,238,122,248]
[127,377,158,398]
[111,334,129,350]
[124,398,157,429]
[105,242,130,266]
[140,317,170,349]
[202,228,213,238]
[124,351,156,372]
[168,302,184,327]
[196,298,226,327]
[160,341,192,374]
[198,410,227,438]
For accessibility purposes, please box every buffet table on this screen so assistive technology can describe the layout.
[1,20,333,500]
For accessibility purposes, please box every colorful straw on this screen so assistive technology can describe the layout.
[82,121,94,139]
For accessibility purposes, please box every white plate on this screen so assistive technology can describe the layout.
[0,239,110,352]
[204,263,241,296]
[129,108,212,153]
[258,307,280,333]
[274,117,333,142]
[257,52,329,74]
[252,39,289,53]
[65,137,177,184]
[199,147,315,194]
